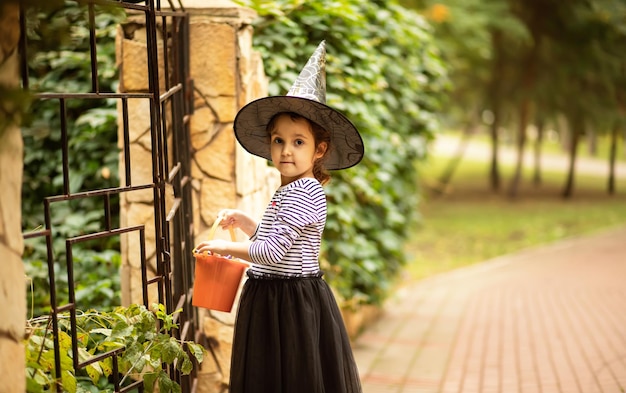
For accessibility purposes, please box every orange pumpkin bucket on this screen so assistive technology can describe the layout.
[192,218,249,312]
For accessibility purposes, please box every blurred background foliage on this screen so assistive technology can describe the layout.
[404,0,626,198]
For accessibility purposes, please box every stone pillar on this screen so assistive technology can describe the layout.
[0,2,26,392]
[184,2,279,391]
[116,17,164,307]
[117,1,278,391]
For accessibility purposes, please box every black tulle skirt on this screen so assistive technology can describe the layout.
[229,271,362,393]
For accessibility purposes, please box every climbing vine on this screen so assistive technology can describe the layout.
[237,0,449,304]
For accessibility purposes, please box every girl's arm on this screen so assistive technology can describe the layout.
[194,239,252,262]
[193,209,257,262]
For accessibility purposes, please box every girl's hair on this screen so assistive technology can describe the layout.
[267,112,331,185]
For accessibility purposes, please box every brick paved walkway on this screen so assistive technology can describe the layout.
[353,225,626,393]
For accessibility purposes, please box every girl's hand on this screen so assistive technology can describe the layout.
[217,209,257,237]
[195,239,229,256]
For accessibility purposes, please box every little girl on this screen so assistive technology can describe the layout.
[194,41,364,393]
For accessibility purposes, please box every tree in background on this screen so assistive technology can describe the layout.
[408,0,529,192]
[408,0,626,198]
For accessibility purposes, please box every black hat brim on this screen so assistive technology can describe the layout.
[234,96,364,170]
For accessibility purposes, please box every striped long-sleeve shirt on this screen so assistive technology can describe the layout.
[248,177,326,277]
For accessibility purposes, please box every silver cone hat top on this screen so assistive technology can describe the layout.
[233,41,364,171]
[286,41,327,103]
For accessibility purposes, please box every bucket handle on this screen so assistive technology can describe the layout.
[207,216,237,242]
[193,216,238,257]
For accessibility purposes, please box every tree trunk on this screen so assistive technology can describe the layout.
[434,122,475,196]
[558,115,570,154]
[508,100,531,198]
[488,29,504,192]
[533,117,544,186]
[489,112,501,191]
[623,128,626,159]
[607,122,618,195]
[507,24,541,198]
[587,127,597,156]
[562,113,582,198]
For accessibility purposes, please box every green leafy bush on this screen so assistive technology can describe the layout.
[236,0,448,304]
[25,304,204,393]
[25,247,122,317]
[22,1,124,313]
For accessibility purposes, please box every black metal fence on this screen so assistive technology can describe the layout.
[20,0,199,391]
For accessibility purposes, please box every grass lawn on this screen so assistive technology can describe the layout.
[403,142,626,283]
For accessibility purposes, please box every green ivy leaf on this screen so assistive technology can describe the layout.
[89,328,112,337]
[85,363,102,385]
[158,372,175,393]
[110,321,132,341]
[134,355,148,375]
[26,374,46,393]
[122,342,145,370]
[186,342,205,363]
[160,338,180,364]
[28,334,54,350]
[77,347,92,363]
[40,350,56,371]
[148,342,162,367]
[143,371,160,393]
[179,355,193,375]
[97,341,124,352]
[99,357,113,377]
[61,369,77,393]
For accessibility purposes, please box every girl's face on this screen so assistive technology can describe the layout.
[270,114,327,186]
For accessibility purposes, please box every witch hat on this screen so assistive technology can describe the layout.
[233,41,364,170]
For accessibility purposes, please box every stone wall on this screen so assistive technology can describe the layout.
[0,2,26,392]
[116,1,279,391]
